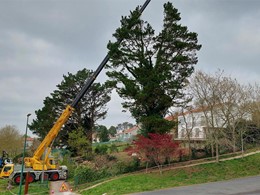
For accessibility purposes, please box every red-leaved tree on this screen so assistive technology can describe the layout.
[127,133,180,173]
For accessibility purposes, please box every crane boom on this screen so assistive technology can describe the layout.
[71,0,151,108]
[25,0,151,171]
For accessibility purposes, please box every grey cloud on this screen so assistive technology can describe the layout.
[0,0,259,134]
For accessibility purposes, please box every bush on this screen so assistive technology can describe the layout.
[110,144,118,153]
[114,157,141,174]
[60,153,76,178]
[74,166,112,185]
[94,144,108,155]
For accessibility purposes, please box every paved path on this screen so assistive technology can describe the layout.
[131,175,260,195]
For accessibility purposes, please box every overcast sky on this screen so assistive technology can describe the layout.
[1,0,260,136]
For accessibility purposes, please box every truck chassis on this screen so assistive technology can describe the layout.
[10,166,68,185]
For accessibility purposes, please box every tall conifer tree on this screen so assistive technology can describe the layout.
[107,2,201,135]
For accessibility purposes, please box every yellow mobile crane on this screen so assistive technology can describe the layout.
[4,0,151,185]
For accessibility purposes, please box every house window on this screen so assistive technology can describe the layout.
[179,117,185,125]
[192,116,197,126]
[195,128,200,137]
[200,116,206,126]
[181,129,185,138]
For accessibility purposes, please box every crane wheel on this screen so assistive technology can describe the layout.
[50,172,59,181]
[13,175,23,185]
[28,173,35,183]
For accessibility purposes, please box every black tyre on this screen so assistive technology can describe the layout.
[50,172,59,181]
[27,173,35,183]
[13,174,23,185]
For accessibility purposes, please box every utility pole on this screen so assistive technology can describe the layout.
[18,113,31,195]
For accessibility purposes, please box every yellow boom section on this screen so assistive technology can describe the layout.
[24,105,74,170]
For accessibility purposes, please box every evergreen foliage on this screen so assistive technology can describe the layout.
[68,127,90,156]
[29,68,112,149]
[107,2,201,135]
[95,125,110,143]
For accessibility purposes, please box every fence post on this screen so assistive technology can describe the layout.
[24,172,29,195]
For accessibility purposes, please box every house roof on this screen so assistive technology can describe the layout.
[124,125,139,134]
[26,137,35,141]
[165,106,209,121]
[165,115,178,121]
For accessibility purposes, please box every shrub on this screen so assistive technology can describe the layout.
[61,153,76,178]
[74,166,112,185]
[94,144,108,155]
[114,157,141,174]
[110,144,119,153]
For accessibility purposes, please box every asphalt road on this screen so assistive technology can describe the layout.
[131,175,260,195]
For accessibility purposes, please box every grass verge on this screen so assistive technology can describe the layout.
[0,179,49,195]
[81,152,260,195]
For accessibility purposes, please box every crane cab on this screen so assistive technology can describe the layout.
[0,164,14,178]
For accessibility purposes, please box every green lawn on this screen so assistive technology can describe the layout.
[80,152,260,195]
[0,179,49,195]
[1,152,259,195]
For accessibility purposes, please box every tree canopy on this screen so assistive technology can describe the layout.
[127,133,180,173]
[107,2,201,136]
[95,125,110,142]
[188,70,257,159]
[68,127,90,156]
[0,125,23,158]
[30,68,112,148]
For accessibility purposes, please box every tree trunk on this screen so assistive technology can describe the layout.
[211,142,214,158]
[232,127,236,153]
[216,142,219,163]
[157,164,163,175]
[188,137,192,160]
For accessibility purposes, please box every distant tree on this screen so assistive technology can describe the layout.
[179,105,197,160]
[250,84,260,128]
[108,126,117,137]
[107,2,201,136]
[127,133,180,173]
[242,122,260,146]
[30,68,112,148]
[189,70,253,160]
[0,125,23,158]
[189,71,226,161]
[96,125,110,142]
[27,138,41,157]
[115,122,134,132]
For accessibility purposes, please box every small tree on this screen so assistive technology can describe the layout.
[28,138,41,156]
[128,133,179,174]
[0,125,23,158]
[115,122,134,132]
[68,127,90,157]
[189,70,254,160]
[96,125,110,143]
[179,105,197,160]
[108,126,117,137]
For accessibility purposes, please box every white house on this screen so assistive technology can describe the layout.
[174,104,251,142]
[177,108,207,140]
